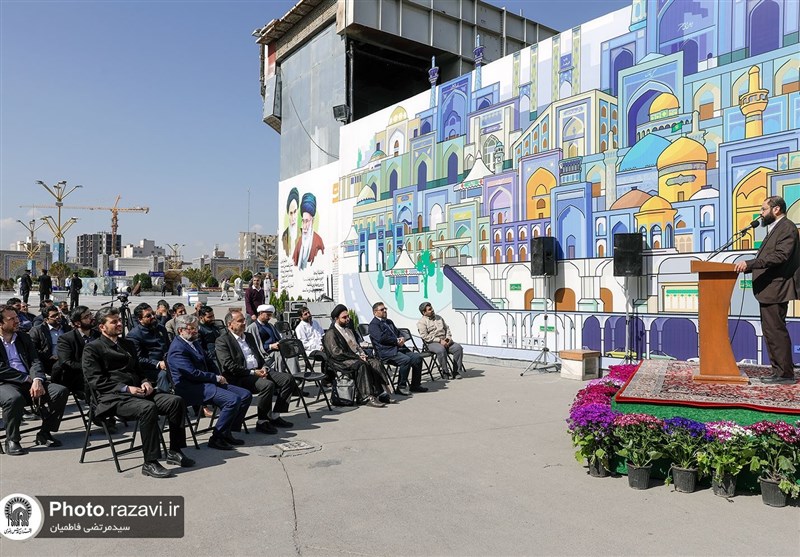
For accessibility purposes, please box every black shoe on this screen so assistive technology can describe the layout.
[377,392,391,404]
[365,396,386,408]
[396,386,411,396]
[409,385,429,393]
[272,417,293,428]
[34,431,62,448]
[255,422,278,434]
[22,411,39,421]
[165,449,195,467]
[223,433,245,446]
[452,372,463,379]
[142,461,173,478]
[208,435,235,450]
[4,440,27,456]
[760,375,796,385]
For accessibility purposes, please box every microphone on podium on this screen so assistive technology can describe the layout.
[738,218,761,234]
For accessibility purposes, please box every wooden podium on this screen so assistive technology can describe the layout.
[690,261,749,384]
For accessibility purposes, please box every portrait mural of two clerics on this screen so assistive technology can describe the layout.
[278,0,800,364]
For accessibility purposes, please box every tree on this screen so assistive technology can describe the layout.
[414,250,436,298]
[241,269,253,282]
[77,268,96,277]
[49,261,71,285]
[182,266,212,288]
[207,276,219,288]
[132,273,152,290]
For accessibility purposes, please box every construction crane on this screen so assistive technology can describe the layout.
[20,195,149,256]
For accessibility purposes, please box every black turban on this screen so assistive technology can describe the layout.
[331,304,348,321]
[300,192,317,217]
[286,187,299,211]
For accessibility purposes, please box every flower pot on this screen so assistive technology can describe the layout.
[587,459,609,478]
[671,466,698,493]
[759,478,788,508]
[627,463,652,490]
[711,474,737,498]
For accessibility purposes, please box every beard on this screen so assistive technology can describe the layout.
[762,212,776,226]
[289,222,298,245]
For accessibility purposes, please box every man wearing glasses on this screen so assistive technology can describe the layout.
[734,195,799,384]
[54,305,100,397]
[368,302,428,395]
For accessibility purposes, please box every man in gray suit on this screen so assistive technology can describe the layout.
[734,196,799,384]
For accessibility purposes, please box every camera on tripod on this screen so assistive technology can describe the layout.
[116,292,130,305]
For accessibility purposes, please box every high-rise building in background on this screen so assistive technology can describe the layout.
[238,232,279,275]
[121,239,166,258]
[76,232,121,269]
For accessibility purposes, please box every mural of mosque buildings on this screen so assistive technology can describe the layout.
[331,0,800,362]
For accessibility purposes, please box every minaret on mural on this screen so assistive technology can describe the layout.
[429,56,439,109]
[739,65,769,139]
[474,35,484,91]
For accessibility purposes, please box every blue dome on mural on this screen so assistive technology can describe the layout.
[618,134,671,172]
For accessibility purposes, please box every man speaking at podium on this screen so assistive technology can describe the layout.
[734,196,799,384]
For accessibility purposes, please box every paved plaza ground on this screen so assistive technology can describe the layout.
[1,293,798,556]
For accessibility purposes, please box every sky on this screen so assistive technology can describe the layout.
[0,0,630,263]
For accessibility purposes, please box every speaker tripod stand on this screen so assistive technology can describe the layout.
[521,277,561,376]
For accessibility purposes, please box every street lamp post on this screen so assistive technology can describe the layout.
[34,180,82,263]
[17,219,47,275]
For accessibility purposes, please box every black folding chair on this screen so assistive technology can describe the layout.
[275,321,295,339]
[398,328,438,382]
[278,339,331,417]
[79,382,166,473]
[422,339,466,378]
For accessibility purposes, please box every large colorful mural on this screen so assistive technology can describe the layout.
[279,0,800,364]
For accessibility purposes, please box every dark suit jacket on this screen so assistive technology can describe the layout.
[215,331,265,380]
[29,323,61,374]
[126,323,170,373]
[0,332,45,386]
[166,337,219,407]
[19,274,32,294]
[745,216,800,303]
[38,274,52,295]
[55,328,100,384]
[68,277,82,294]
[368,317,405,359]
[82,335,148,418]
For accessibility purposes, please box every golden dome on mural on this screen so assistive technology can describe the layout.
[388,106,408,125]
[640,195,672,212]
[656,137,708,169]
[610,188,652,210]
[649,92,679,115]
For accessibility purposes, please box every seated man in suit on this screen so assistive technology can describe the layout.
[0,304,69,455]
[368,301,428,396]
[54,305,100,396]
[417,302,463,379]
[29,305,65,378]
[216,309,296,435]
[197,306,221,365]
[322,304,390,407]
[83,307,193,477]
[167,314,252,450]
[7,298,35,333]
[246,304,298,374]
[126,302,171,392]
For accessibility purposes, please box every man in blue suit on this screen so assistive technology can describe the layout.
[368,301,428,396]
[167,314,252,450]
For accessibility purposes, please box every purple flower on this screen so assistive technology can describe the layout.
[567,403,619,433]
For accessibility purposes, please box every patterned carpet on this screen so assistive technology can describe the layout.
[615,360,800,414]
